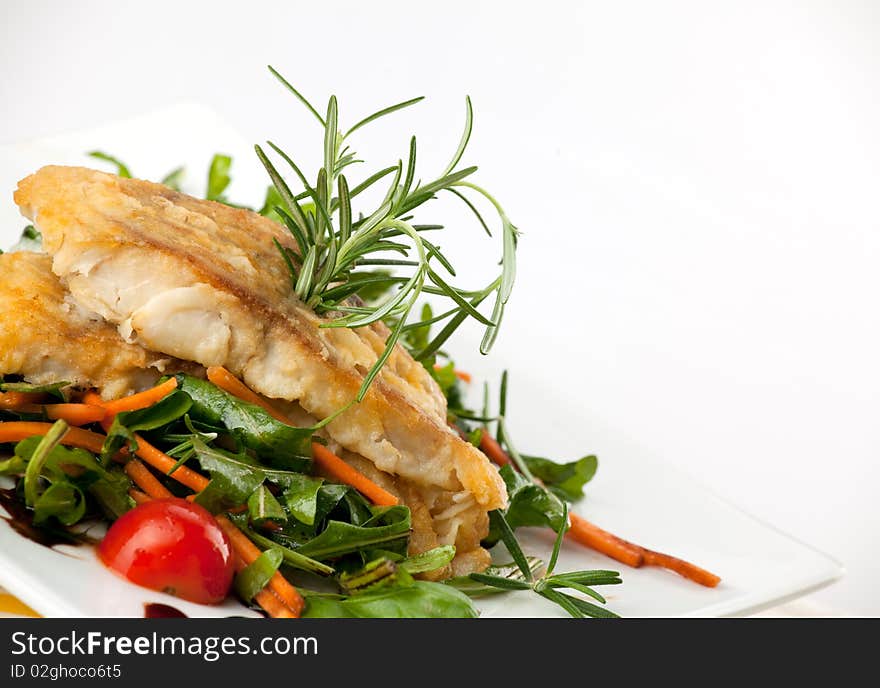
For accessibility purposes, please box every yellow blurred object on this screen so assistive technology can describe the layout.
[0,592,40,617]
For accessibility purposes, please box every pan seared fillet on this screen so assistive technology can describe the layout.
[0,251,179,398]
[15,165,506,575]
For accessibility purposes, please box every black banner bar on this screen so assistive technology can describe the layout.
[0,618,872,685]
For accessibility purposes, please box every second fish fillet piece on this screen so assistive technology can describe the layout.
[15,165,507,575]
[0,251,179,398]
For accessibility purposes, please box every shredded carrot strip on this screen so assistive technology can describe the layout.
[216,515,304,617]
[23,403,107,426]
[85,390,210,493]
[479,432,512,466]
[101,378,178,415]
[130,435,209,493]
[128,488,153,505]
[567,514,720,587]
[81,391,106,408]
[253,588,297,619]
[207,366,399,507]
[0,392,107,426]
[206,366,287,421]
[0,391,46,409]
[480,428,720,586]
[641,549,721,588]
[0,421,106,454]
[566,514,644,568]
[311,443,399,507]
[125,458,174,500]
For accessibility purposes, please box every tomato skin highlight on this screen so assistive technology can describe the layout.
[98,498,235,605]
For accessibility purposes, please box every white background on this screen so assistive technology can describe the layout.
[1,1,877,615]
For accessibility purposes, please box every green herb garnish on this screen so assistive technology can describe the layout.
[466,507,622,619]
[256,66,518,400]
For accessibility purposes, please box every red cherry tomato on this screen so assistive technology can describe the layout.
[98,498,235,605]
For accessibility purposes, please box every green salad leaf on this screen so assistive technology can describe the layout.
[177,374,312,471]
[484,465,567,546]
[302,581,477,618]
[207,154,232,201]
[13,431,134,523]
[240,525,334,576]
[522,454,598,502]
[282,474,323,526]
[234,548,284,602]
[7,225,44,253]
[33,482,86,526]
[161,167,185,191]
[191,440,274,512]
[295,505,412,560]
[399,545,456,575]
[101,390,192,462]
[247,484,286,524]
[88,151,132,178]
[0,378,67,400]
[258,184,284,223]
[338,557,411,595]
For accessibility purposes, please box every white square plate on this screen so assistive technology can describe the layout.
[0,106,842,617]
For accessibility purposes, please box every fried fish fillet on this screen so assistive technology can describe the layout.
[0,251,179,398]
[15,165,507,575]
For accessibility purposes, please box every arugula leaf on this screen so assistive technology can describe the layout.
[191,439,322,520]
[522,454,598,502]
[258,185,284,223]
[177,374,312,471]
[33,482,85,526]
[399,545,456,575]
[312,483,351,525]
[240,525,334,575]
[339,557,410,595]
[0,379,67,400]
[191,441,269,512]
[88,151,132,178]
[161,167,185,191]
[207,154,232,201]
[101,390,192,462]
[294,505,412,560]
[302,581,477,618]
[484,465,567,545]
[247,485,286,524]
[429,361,458,397]
[0,454,27,475]
[8,226,44,254]
[234,548,283,602]
[23,421,69,508]
[14,433,134,524]
[335,488,374,526]
[282,474,323,526]
[87,466,135,520]
[401,304,433,351]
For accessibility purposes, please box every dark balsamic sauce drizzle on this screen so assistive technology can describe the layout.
[0,487,88,556]
[144,603,188,618]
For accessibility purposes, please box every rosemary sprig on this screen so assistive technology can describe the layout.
[473,507,622,619]
[257,66,518,400]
